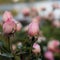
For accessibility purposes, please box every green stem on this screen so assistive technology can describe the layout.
[30,36,35,60]
[40,42,45,60]
[7,36,11,53]
[36,55,38,60]
[12,55,18,60]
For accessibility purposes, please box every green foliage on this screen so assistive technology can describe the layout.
[41,20,60,40]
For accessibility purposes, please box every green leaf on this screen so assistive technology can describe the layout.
[0,53,13,58]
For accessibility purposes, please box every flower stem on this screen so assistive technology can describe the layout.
[7,36,11,53]
[40,42,45,60]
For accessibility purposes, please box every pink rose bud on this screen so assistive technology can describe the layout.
[32,43,41,54]
[13,20,22,32]
[28,21,39,36]
[12,44,16,51]
[3,11,13,23]
[3,20,16,34]
[22,8,30,16]
[44,51,54,60]
[16,22,22,32]
[28,17,40,36]
[31,7,37,12]
[48,40,60,53]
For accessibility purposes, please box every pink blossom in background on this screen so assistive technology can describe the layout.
[44,51,54,60]
[31,7,38,17]
[3,11,13,23]
[48,40,60,53]
[36,16,41,22]
[22,8,30,16]
[52,3,59,9]
[31,7,37,12]
[32,16,40,22]
[32,43,41,54]
[53,20,60,28]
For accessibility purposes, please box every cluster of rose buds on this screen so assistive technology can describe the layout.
[2,11,22,35]
[2,10,60,60]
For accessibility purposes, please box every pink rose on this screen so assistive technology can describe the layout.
[22,8,30,16]
[28,22,39,36]
[28,17,40,36]
[3,11,13,23]
[44,51,54,60]
[3,20,16,34]
[53,20,60,28]
[32,43,41,54]
[13,20,22,32]
[48,40,60,53]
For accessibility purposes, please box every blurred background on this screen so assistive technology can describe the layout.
[0,0,60,21]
